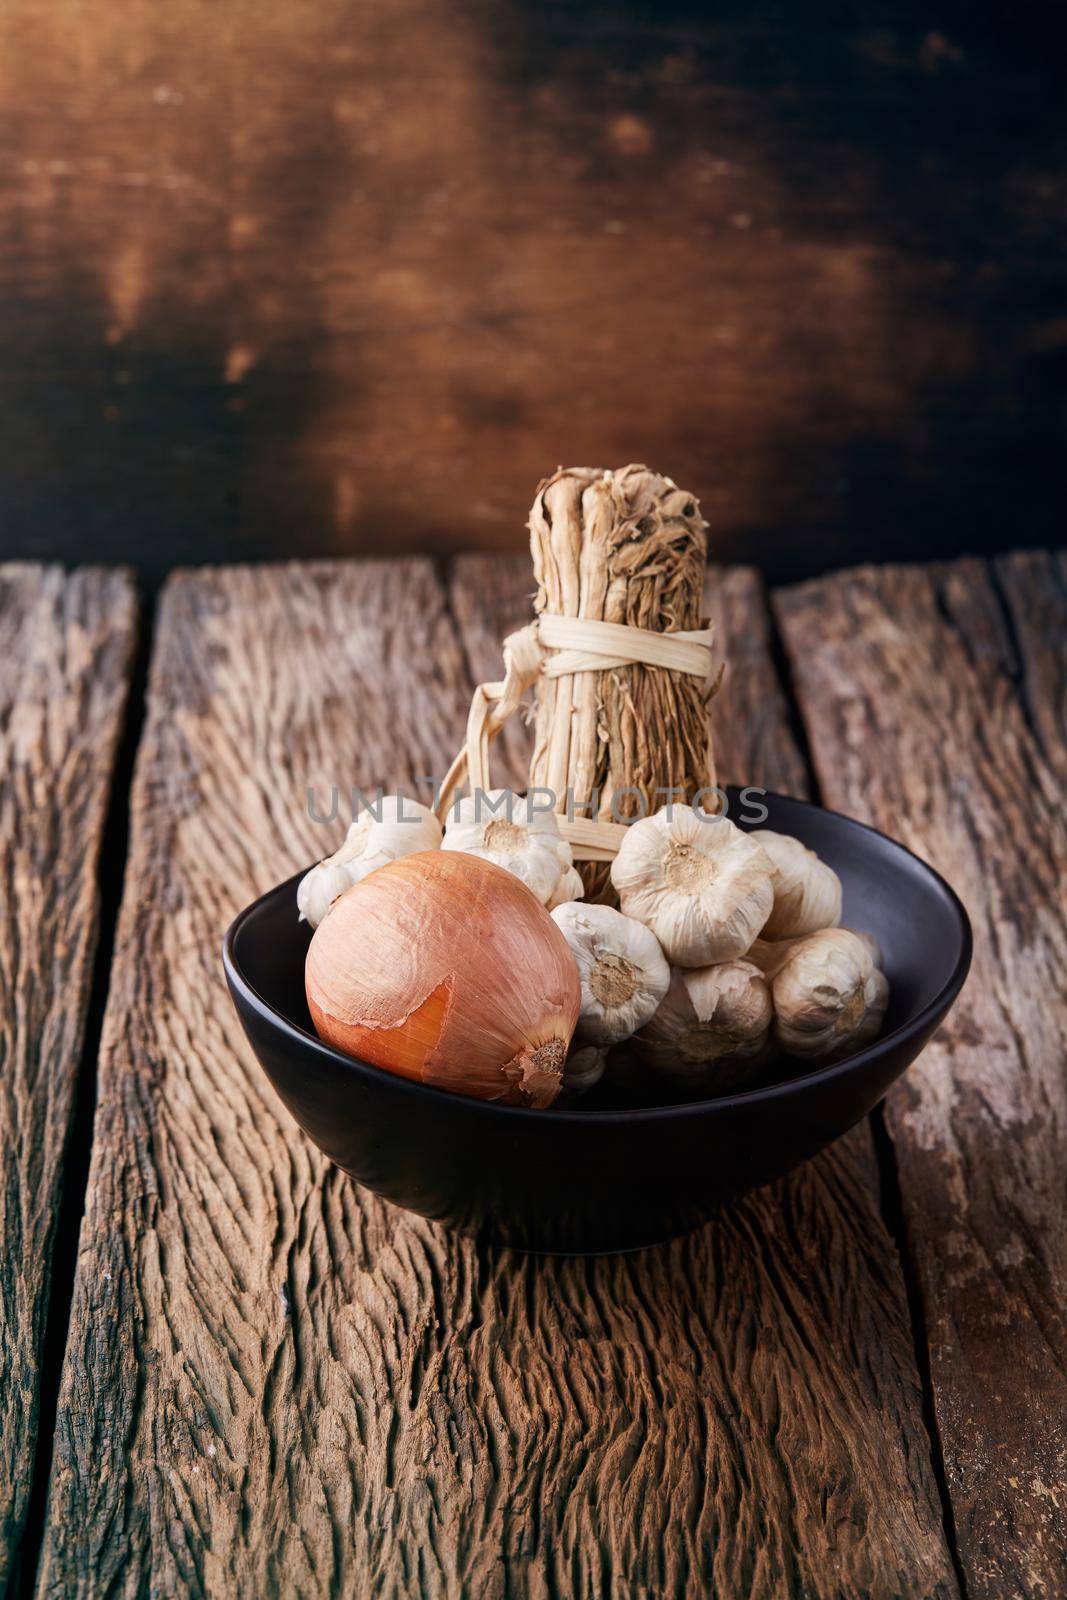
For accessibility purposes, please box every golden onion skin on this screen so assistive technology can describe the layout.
[305,850,581,1107]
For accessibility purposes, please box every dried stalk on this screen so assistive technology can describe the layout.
[528,464,715,899]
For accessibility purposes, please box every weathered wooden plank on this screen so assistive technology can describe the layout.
[993,549,1067,783]
[0,564,136,1592]
[39,556,956,1598]
[776,553,1067,1600]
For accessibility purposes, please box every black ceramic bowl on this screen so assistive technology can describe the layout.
[223,790,971,1254]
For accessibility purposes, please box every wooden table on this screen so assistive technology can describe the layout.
[1,551,1063,1599]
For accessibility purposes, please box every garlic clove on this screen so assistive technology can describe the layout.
[610,805,774,967]
[297,795,443,928]
[551,901,670,1045]
[305,850,580,1107]
[442,789,570,905]
[750,829,842,940]
[634,961,773,1081]
[770,927,889,1061]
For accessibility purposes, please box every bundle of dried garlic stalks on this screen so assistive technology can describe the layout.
[435,464,721,901]
[529,465,719,898]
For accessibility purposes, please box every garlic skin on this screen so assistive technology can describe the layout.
[563,1044,607,1093]
[306,851,580,1107]
[442,789,573,906]
[610,806,774,967]
[770,928,890,1061]
[746,937,798,979]
[749,925,882,979]
[298,795,442,927]
[634,961,772,1081]
[547,865,585,911]
[751,830,842,940]
[852,928,884,969]
[297,858,361,930]
[550,902,670,1045]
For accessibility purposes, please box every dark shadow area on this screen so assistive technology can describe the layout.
[0,0,1063,589]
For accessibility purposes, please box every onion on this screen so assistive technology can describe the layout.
[305,850,581,1107]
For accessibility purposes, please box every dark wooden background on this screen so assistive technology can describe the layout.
[1,0,1063,587]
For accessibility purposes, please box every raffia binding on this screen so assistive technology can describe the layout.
[435,614,719,860]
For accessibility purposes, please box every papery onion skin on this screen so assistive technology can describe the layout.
[305,851,581,1107]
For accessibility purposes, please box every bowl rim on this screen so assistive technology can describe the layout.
[222,789,973,1126]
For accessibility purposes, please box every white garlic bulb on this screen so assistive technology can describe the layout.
[745,937,794,978]
[751,830,842,940]
[297,858,357,930]
[749,924,883,976]
[610,806,774,967]
[563,1043,607,1093]
[771,927,889,1060]
[442,790,573,906]
[634,961,772,1080]
[297,795,442,927]
[550,901,670,1046]
[547,865,585,910]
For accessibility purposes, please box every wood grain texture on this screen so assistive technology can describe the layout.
[0,564,136,1592]
[38,556,956,1598]
[776,553,1067,1599]
[993,549,1067,785]
[1,0,1065,585]
[453,554,958,1597]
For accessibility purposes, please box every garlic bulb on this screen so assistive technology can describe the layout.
[770,927,889,1061]
[634,962,772,1080]
[297,857,361,931]
[610,806,774,967]
[751,830,842,940]
[306,851,580,1107]
[551,901,670,1045]
[298,795,442,927]
[749,925,882,980]
[547,865,585,910]
[442,789,574,906]
[745,937,797,979]
[563,1044,607,1093]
